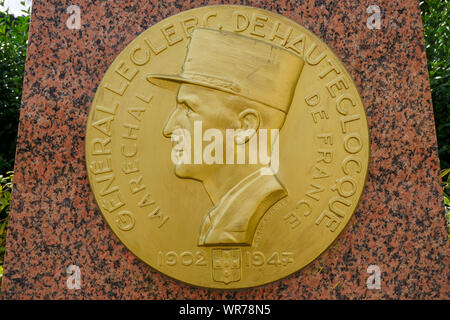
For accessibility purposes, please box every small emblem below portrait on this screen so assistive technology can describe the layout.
[212,248,241,284]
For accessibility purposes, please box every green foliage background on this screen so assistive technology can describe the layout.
[0,1,448,293]
[421,0,450,168]
[421,0,450,241]
[0,171,12,291]
[0,0,29,294]
[0,3,29,174]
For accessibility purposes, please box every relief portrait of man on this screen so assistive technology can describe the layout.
[147,28,304,247]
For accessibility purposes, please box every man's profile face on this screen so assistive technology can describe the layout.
[163,84,239,181]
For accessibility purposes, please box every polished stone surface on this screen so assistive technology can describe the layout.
[2,0,448,299]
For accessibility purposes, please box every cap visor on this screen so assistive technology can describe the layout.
[146,74,188,91]
[147,73,236,95]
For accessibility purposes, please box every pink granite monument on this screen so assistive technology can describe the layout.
[2,0,448,299]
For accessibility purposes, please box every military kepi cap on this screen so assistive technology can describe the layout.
[147,28,304,113]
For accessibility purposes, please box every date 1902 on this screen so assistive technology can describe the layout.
[157,250,207,267]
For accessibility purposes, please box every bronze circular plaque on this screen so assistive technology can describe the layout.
[85,5,369,289]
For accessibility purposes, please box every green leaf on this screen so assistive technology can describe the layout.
[0,222,5,236]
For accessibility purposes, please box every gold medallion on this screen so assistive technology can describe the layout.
[85,5,369,289]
